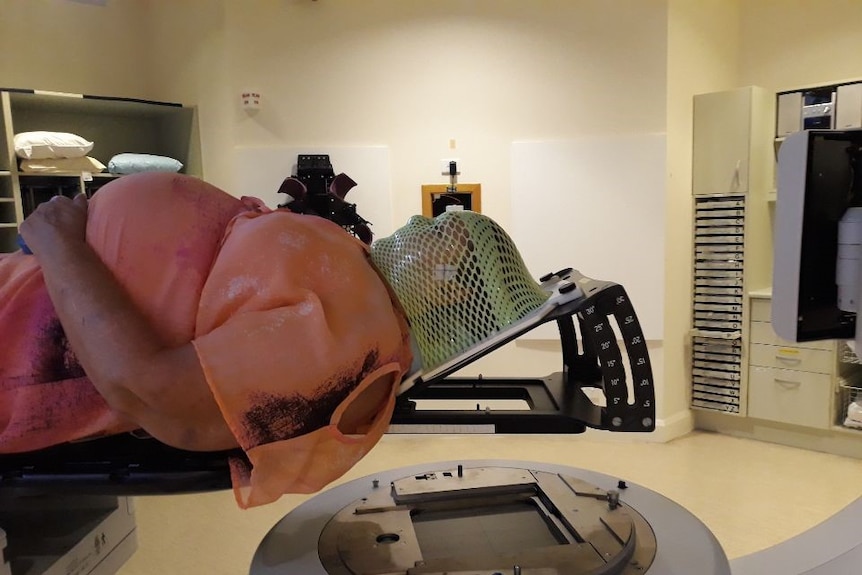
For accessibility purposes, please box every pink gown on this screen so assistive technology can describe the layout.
[0,173,412,508]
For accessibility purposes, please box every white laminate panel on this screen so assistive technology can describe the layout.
[750,299,772,323]
[511,136,666,340]
[776,92,803,137]
[749,343,834,375]
[749,321,835,351]
[693,89,751,195]
[836,83,862,129]
[748,366,832,429]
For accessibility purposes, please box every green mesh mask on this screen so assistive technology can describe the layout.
[371,211,550,372]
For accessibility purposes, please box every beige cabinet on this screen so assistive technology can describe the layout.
[836,83,862,130]
[776,92,804,137]
[690,87,775,417]
[692,87,772,197]
[747,297,837,429]
[749,344,834,373]
[0,90,201,253]
[745,295,862,432]
[693,82,862,456]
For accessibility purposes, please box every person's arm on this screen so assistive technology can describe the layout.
[19,194,237,451]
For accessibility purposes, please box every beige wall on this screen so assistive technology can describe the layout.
[142,0,232,188]
[0,0,152,98]
[221,0,668,227]
[9,0,862,440]
[7,0,782,437]
[739,0,862,92]
[663,0,741,427]
[0,0,682,432]
[218,0,674,427]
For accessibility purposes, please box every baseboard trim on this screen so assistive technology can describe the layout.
[694,410,862,459]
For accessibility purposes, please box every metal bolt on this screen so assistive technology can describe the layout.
[608,489,620,510]
[514,566,522,575]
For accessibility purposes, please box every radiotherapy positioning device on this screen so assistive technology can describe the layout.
[0,191,659,574]
[372,209,655,435]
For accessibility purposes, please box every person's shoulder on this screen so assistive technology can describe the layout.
[91,173,238,210]
[232,210,364,249]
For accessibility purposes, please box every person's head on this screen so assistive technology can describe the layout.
[371,211,550,371]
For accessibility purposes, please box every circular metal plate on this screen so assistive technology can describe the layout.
[250,460,730,575]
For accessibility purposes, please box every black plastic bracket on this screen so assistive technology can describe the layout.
[391,272,656,434]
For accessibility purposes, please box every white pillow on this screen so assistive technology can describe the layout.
[19,156,107,174]
[107,153,183,174]
[14,131,94,160]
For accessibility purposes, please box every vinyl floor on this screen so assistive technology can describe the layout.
[117,430,862,574]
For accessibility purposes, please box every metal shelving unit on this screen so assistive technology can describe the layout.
[691,194,746,413]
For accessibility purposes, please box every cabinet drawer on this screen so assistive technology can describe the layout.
[747,366,832,429]
[749,321,834,351]
[749,343,833,374]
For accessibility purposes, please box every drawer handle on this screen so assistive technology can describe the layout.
[775,355,801,364]
[774,378,801,388]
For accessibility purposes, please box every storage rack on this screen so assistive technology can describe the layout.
[691,194,746,413]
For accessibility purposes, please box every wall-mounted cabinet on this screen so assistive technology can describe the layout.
[692,89,756,196]
[775,80,862,138]
[0,89,201,253]
[836,83,862,130]
[773,80,862,201]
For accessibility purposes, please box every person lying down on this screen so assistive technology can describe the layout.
[0,172,553,509]
[0,172,413,508]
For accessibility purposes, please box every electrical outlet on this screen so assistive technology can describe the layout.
[440,158,461,176]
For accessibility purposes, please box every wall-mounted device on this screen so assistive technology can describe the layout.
[772,128,862,345]
[777,88,835,137]
[421,183,481,217]
[802,88,836,130]
[422,159,481,217]
[439,158,460,176]
[776,81,862,138]
[276,154,373,244]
